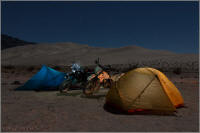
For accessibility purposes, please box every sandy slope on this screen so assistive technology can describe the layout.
[2,43,198,67]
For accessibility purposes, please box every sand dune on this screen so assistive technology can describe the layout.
[2,42,197,66]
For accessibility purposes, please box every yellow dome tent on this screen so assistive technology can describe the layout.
[106,68,184,113]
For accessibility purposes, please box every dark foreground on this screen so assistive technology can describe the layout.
[1,71,199,132]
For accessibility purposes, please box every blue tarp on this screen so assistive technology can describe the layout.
[16,65,66,90]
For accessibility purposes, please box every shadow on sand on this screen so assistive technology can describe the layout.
[56,91,82,97]
[80,94,106,100]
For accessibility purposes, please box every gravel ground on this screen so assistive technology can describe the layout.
[1,71,199,132]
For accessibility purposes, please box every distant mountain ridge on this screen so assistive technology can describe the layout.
[1,34,36,50]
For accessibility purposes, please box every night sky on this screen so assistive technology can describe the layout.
[2,1,199,53]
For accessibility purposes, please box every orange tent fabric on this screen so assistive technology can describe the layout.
[106,67,184,113]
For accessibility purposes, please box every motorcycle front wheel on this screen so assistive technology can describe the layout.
[59,80,71,93]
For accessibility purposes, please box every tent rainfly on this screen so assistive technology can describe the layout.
[16,65,66,90]
[106,67,184,113]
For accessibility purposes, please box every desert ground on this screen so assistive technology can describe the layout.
[1,66,199,132]
[1,42,199,132]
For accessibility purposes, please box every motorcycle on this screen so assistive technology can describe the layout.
[59,63,92,93]
[59,59,113,95]
[83,59,112,95]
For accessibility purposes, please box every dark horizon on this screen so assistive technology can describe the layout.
[2,1,199,53]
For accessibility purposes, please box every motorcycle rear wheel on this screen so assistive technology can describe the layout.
[84,79,101,95]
